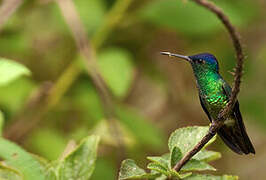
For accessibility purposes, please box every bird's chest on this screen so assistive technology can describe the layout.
[199,81,228,116]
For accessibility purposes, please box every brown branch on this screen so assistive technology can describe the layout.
[173,0,245,172]
[0,0,23,30]
[4,82,53,141]
[56,0,115,120]
[173,121,223,171]
[55,0,125,155]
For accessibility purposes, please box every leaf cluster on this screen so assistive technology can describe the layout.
[119,126,238,180]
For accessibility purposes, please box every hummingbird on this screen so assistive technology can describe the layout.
[161,52,255,154]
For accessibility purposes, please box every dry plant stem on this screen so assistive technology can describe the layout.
[56,0,124,151]
[4,0,132,141]
[92,0,133,49]
[60,140,77,160]
[4,82,53,141]
[173,0,245,172]
[0,0,23,30]
[56,0,115,123]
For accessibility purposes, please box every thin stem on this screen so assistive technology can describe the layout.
[173,0,245,171]
[173,121,223,171]
[92,0,133,49]
[4,0,133,141]
[193,0,244,118]
[0,0,23,30]
[56,0,126,160]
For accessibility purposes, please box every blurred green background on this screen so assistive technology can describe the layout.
[0,0,265,179]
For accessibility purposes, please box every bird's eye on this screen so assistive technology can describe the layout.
[197,59,204,64]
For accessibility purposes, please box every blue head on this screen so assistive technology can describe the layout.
[161,52,219,73]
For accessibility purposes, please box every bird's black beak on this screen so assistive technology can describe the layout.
[160,52,191,62]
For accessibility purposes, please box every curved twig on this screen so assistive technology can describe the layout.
[173,0,245,171]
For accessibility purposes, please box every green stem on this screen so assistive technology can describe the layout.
[92,0,133,49]
[47,0,132,111]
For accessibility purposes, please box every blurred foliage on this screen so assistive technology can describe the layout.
[0,0,265,179]
[139,0,257,36]
[98,47,135,98]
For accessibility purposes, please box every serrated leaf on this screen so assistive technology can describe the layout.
[98,48,135,98]
[0,138,45,180]
[168,126,216,155]
[119,159,159,180]
[169,169,193,179]
[183,174,238,180]
[194,150,221,162]
[170,146,182,168]
[180,172,193,179]
[0,58,30,86]
[57,135,100,180]
[147,155,169,169]
[116,105,164,148]
[181,159,216,172]
[147,163,169,176]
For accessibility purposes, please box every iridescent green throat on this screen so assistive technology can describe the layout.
[191,64,228,117]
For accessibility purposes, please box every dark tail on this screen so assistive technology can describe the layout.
[217,102,255,155]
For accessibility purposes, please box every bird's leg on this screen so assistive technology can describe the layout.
[173,121,223,172]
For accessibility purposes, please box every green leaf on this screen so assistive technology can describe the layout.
[147,153,193,179]
[155,175,167,180]
[170,146,182,168]
[147,154,169,169]
[139,0,257,36]
[0,78,35,113]
[147,163,168,176]
[98,48,135,98]
[43,162,57,180]
[119,159,159,180]
[181,159,216,172]
[0,138,45,180]
[0,164,22,180]
[183,174,238,180]
[57,135,100,180]
[116,105,164,148]
[168,169,192,179]
[0,58,30,86]
[75,0,106,35]
[168,126,216,156]
[193,150,221,162]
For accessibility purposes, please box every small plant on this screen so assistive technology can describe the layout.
[119,126,238,180]
[0,58,100,180]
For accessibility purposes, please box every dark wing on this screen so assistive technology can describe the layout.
[199,93,243,153]
[198,81,255,154]
[218,82,255,154]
